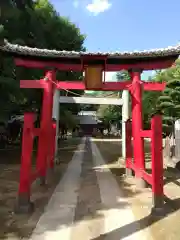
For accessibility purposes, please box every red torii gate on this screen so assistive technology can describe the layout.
[1,40,180,214]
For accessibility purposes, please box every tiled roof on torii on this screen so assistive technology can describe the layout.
[1,39,180,60]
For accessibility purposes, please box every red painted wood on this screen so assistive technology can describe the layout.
[57,81,131,91]
[36,71,55,181]
[57,81,165,92]
[131,71,145,177]
[141,170,152,185]
[16,51,168,208]
[103,82,131,91]
[151,115,164,195]
[126,158,152,185]
[106,59,175,71]
[125,119,153,186]
[30,171,39,183]
[20,79,165,92]
[15,58,81,71]
[143,82,166,91]
[33,128,41,136]
[140,130,152,138]
[49,121,56,169]
[57,81,85,90]
[18,113,35,194]
[15,57,176,71]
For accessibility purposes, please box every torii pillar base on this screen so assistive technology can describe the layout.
[14,194,34,214]
[151,196,166,216]
[38,176,47,186]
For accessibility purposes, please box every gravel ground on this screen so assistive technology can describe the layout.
[0,138,80,239]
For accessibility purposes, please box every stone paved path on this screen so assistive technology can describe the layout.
[28,137,152,240]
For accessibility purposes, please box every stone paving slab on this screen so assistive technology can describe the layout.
[95,138,180,240]
[29,138,86,240]
[28,137,152,240]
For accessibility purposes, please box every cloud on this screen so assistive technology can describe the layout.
[86,0,112,16]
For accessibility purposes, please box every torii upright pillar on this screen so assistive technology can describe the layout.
[36,70,55,184]
[20,70,56,184]
[130,69,146,187]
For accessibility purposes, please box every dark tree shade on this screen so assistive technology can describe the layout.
[0,0,86,120]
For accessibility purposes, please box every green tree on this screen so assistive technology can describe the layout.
[156,78,180,136]
[142,59,180,135]
[142,89,160,129]
[96,71,130,126]
[0,0,86,120]
[116,70,130,82]
[60,110,79,130]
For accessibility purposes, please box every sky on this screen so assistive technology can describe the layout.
[50,0,180,81]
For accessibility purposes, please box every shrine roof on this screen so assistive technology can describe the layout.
[1,39,180,60]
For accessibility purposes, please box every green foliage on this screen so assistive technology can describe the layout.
[142,88,160,129]
[60,110,79,130]
[0,0,85,120]
[98,105,122,124]
[116,70,130,81]
[97,71,130,124]
[143,59,180,135]
[95,63,180,135]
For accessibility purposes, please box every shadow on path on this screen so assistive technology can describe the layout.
[92,196,180,240]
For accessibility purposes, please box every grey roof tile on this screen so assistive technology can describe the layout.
[0,39,180,59]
